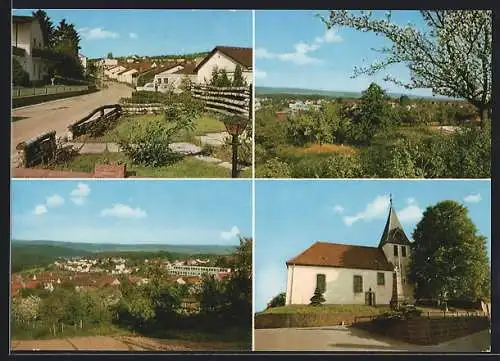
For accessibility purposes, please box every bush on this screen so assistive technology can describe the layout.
[258,158,292,178]
[12,58,30,87]
[118,119,181,167]
[266,293,286,309]
[291,153,363,178]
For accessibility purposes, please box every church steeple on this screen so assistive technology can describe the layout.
[378,195,411,248]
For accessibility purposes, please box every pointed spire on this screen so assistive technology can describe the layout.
[379,195,411,247]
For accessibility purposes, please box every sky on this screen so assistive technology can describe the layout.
[11,180,252,245]
[13,9,252,58]
[255,10,435,96]
[254,180,491,312]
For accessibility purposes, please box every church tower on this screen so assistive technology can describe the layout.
[379,195,413,304]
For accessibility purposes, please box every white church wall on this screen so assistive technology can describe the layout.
[286,264,393,306]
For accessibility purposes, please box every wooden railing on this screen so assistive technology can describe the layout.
[15,131,57,168]
[191,85,251,119]
[67,104,122,139]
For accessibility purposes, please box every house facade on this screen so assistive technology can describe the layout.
[194,46,252,85]
[12,15,51,83]
[79,53,87,72]
[285,197,414,306]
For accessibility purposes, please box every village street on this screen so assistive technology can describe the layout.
[254,326,491,352]
[11,82,132,156]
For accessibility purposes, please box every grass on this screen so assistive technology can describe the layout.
[48,151,252,178]
[74,113,227,144]
[11,322,130,341]
[260,304,391,315]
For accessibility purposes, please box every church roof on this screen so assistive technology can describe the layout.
[378,197,412,247]
[286,242,394,271]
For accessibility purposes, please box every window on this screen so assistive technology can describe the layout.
[316,274,326,293]
[393,245,399,257]
[377,272,385,286]
[353,275,363,293]
[402,246,407,257]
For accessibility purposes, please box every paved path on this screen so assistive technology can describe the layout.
[11,82,132,155]
[63,142,249,170]
[254,326,490,352]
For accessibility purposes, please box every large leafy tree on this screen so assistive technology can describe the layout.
[349,82,391,144]
[321,10,492,121]
[53,19,81,57]
[408,200,490,301]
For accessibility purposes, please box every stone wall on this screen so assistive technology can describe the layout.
[120,102,165,115]
[354,315,490,345]
[254,312,357,329]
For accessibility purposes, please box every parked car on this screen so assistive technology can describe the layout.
[135,82,156,92]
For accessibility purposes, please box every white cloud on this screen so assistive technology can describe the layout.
[343,195,390,226]
[406,198,416,204]
[333,205,344,214]
[129,32,138,39]
[100,204,147,219]
[256,28,342,66]
[255,69,267,79]
[79,27,119,40]
[398,204,424,223]
[46,194,64,208]
[70,183,91,205]
[464,193,482,203]
[220,226,240,240]
[34,205,47,216]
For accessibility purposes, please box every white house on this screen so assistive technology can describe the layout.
[285,197,413,306]
[154,63,197,92]
[106,65,127,79]
[79,53,87,72]
[194,46,252,85]
[12,15,52,83]
[117,67,138,84]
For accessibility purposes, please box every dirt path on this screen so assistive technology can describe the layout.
[11,82,132,155]
[11,335,248,351]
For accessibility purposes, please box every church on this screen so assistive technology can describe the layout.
[285,197,414,306]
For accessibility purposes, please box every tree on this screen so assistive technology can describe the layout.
[267,292,286,309]
[309,286,326,306]
[232,64,247,87]
[32,9,54,47]
[53,19,81,57]
[209,67,232,87]
[107,52,114,59]
[321,10,492,121]
[399,95,410,106]
[408,200,490,301]
[349,82,391,144]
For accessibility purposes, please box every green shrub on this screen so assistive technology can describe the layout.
[258,158,292,178]
[266,293,286,309]
[117,119,181,167]
[291,153,363,178]
[12,58,30,87]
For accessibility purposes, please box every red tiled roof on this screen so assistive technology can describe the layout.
[195,46,252,72]
[173,62,197,75]
[286,242,394,271]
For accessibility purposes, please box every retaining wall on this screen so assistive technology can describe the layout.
[354,315,490,345]
[254,312,358,329]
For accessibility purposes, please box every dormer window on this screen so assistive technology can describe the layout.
[393,245,399,257]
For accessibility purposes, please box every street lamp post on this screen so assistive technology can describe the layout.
[222,115,248,178]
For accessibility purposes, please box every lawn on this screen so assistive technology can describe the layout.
[74,113,227,144]
[259,304,391,315]
[48,152,252,178]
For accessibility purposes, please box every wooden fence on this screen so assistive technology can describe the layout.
[15,131,57,168]
[67,104,122,140]
[191,85,251,120]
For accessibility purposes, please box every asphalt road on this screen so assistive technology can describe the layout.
[254,326,491,352]
[11,82,132,155]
